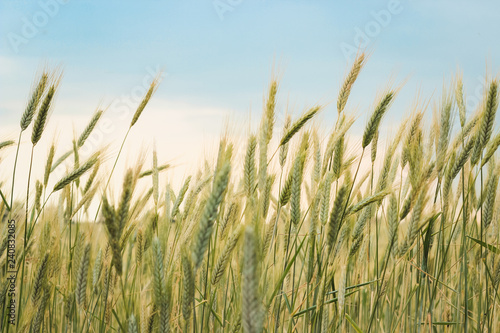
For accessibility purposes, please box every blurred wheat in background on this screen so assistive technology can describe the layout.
[1,53,500,332]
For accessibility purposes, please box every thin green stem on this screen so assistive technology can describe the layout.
[17,145,34,326]
[93,127,131,222]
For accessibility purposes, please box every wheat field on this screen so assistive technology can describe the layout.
[1,53,500,332]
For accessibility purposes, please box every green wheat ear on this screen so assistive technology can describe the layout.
[31,253,50,305]
[76,244,91,307]
[436,97,453,175]
[151,237,165,306]
[53,153,99,192]
[482,170,498,229]
[31,85,55,146]
[21,72,48,131]
[191,162,231,271]
[264,79,278,142]
[471,80,499,165]
[258,79,278,192]
[31,286,50,333]
[241,225,263,333]
[455,74,466,127]
[0,140,15,150]
[181,249,195,322]
[338,52,365,114]
[327,183,349,251]
[362,90,395,149]
[387,194,399,254]
[130,73,162,127]
[43,144,55,188]
[280,106,321,147]
[290,151,306,225]
[279,114,292,167]
[78,109,103,147]
[170,176,191,221]
[244,134,257,198]
[212,226,242,285]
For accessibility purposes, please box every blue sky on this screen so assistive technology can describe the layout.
[1,0,500,190]
[2,1,499,117]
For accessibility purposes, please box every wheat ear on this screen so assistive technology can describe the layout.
[31,85,55,146]
[279,106,321,147]
[241,225,262,333]
[192,162,231,271]
[53,153,99,191]
[21,72,48,131]
[362,91,394,148]
[337,52,365,114]
[78,109,103,147]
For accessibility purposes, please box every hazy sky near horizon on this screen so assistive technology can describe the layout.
[1,0,500,194]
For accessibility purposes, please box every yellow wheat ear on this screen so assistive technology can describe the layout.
[130,72,163,128]
[338,52,366,115]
